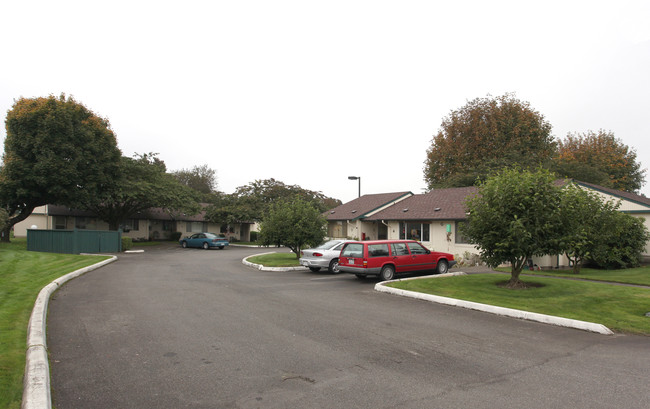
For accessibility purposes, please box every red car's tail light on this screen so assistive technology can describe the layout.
[313,252,323,257]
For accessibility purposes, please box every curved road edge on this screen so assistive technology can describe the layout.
[22,255,118,409]
[375,272,614,335]
[242,252,308,272]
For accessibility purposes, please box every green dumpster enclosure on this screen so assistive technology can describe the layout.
[27,229,122,254]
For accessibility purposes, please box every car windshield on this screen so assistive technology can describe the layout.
[204,233,217,238]
[316,240,342,250]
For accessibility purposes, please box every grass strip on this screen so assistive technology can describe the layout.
[246,252,300,267]
[0,239,110,409]
[387,274,650,335]
[513,266,650,286]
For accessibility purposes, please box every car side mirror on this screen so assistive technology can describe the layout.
[426,249,431,254]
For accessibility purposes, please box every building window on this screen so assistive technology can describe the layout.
[75,217,96,230]
[121,219,140,231]
[455,221,470,244]
[399,222,430,241]
[54,216,66,230]
[163,221,174,231]
[186,221,205,232]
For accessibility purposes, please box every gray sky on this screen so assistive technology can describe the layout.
[2,0,649,204]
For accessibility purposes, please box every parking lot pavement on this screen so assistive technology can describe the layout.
[45,246,650,409]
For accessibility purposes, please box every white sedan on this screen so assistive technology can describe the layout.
[299,240,352,273]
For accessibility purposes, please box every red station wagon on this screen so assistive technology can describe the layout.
[338,240,456,281]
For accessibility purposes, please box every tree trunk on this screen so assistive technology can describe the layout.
[1,226,11,242]
[2,205,36,243]
[506,258,528,289]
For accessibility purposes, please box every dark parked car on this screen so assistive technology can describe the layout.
[338,239,455,280]
[180,233,229,250]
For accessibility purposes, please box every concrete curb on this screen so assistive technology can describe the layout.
[242,252,308,272]
[22,255,118,409]
[375,272,614,335]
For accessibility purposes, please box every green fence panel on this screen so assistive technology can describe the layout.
[27,229,122,254]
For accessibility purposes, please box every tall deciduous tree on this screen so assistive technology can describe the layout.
[0,94,121,241]
[553,130,645,193]
[206,179,341,226]
[82,153,200,231]
[424,94,556,189]
[259,197,326,258]
[172,164,218,199]
[462,168,564,288]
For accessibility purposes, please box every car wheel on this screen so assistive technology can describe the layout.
[181,241,187,248]
[380,265,395,281]
[436,260,449,274]
[309,267,321,272]
[328,258,340,273]
[202,242,209,250]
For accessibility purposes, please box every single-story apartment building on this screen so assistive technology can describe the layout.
[14,204,253,242]
[325,181,650,268]
[325,191,413,241]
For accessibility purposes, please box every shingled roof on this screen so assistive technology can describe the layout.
[573,180,650,208]
[365,186,478,221]
[325,191,412,221]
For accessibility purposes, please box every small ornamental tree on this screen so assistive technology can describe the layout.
[558,183,620,274]
[462,168,564,288]
[588,211,650,269]
[259,196,326,259]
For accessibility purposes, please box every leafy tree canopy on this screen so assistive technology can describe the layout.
[0,94,121,241]
[172,164,218,199]
[462,167,564,288]
[558,183,620,273]
[206,178,341,225]
[424,93,555,189]
[81,153,200,230]
[553,130,645,193]
[259,197,327,258]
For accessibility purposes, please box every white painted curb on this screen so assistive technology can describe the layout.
[22,255,118,409]
[375,272,614,335]
[242,252,308,272]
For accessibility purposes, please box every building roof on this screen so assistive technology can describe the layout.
[572,180,650,208]
[325,191,413,221]
[365,186,478,221]
[47,204,213,222]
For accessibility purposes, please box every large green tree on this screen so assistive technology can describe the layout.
[206,178,341,226]
[81,153,200,231]
[553,130,645,193]
[172,164,218,200]
[462,168,564,288]
[424,93,556,189]
[259,196,326,258]
[0,94,121,241]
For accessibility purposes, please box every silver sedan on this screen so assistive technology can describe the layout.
[299,239,352,273]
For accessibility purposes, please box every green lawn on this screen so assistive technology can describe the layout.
[246,252,300,267]
[0,239,110,409]
[517,266,650,286]
[387,274,650,335]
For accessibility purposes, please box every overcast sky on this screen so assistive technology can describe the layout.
[1,0,649,204]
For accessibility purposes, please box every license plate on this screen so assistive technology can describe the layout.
[349,258,355,265]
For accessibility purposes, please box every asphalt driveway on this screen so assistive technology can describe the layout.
[47,244,650,408]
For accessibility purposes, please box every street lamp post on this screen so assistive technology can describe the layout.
[348,176,361,198]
